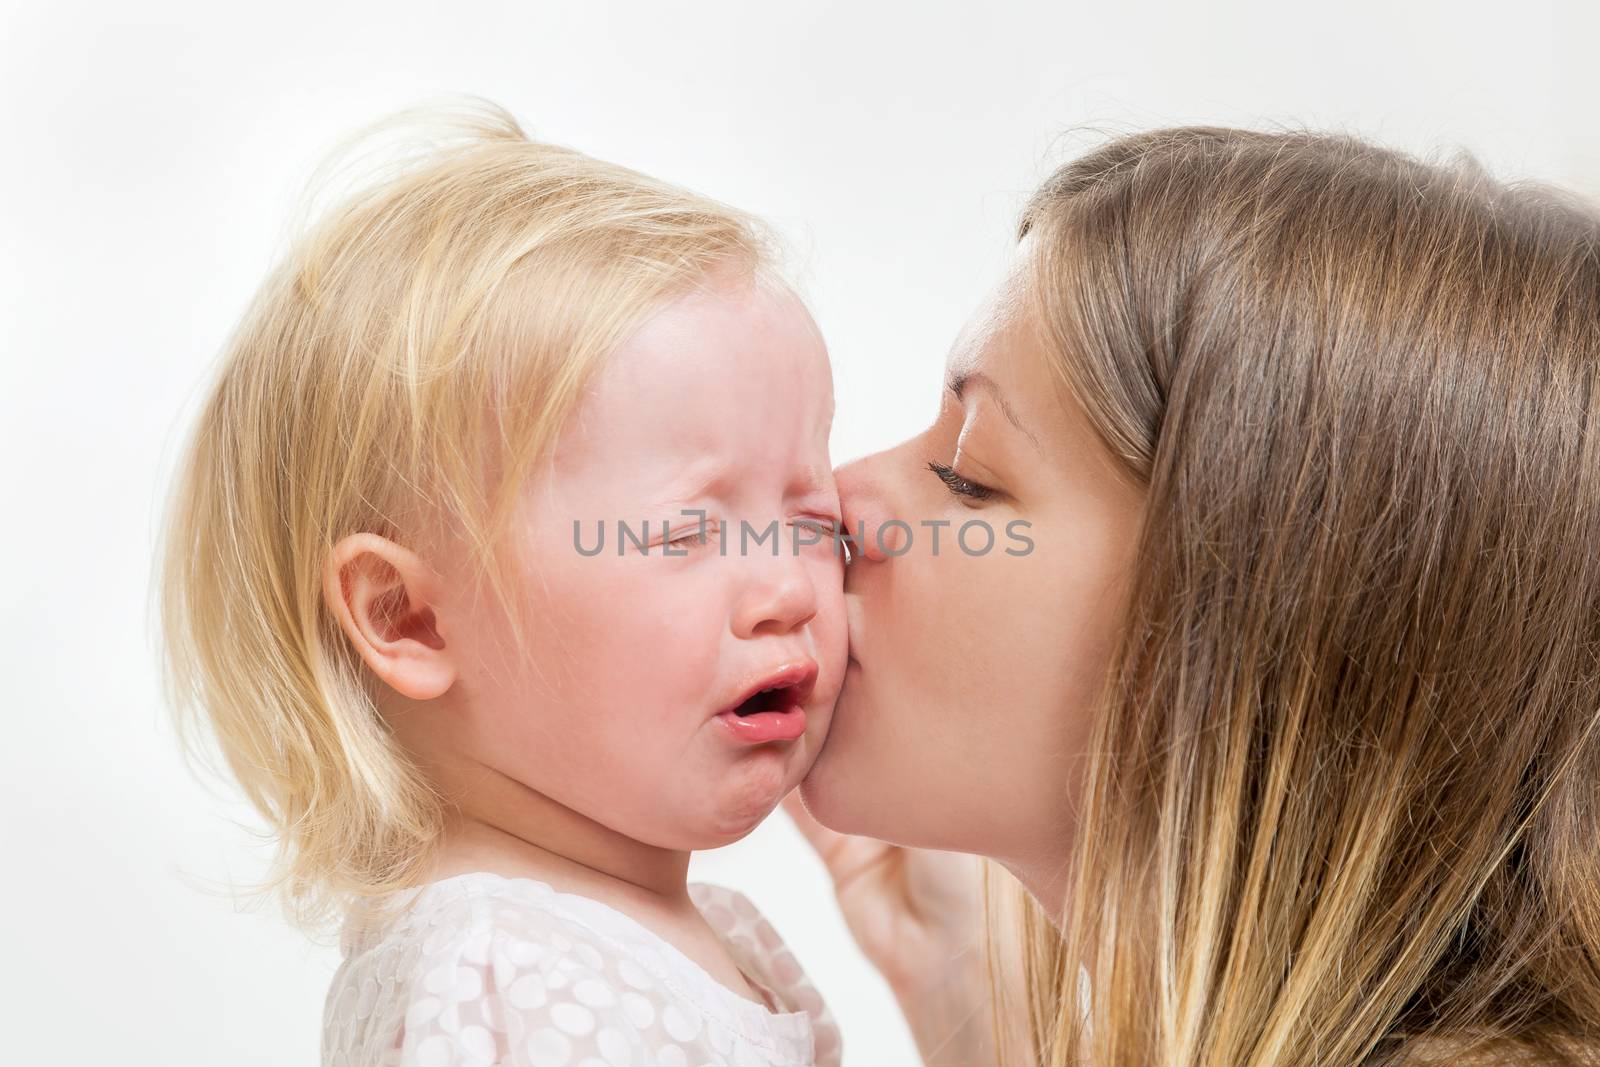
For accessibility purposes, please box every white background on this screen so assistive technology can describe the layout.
[3,2,1595,1064]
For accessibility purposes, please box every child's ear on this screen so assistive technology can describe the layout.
[322,533,456,701]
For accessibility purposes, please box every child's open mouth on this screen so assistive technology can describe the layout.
[716,661,818,744]
[733,684,803,716]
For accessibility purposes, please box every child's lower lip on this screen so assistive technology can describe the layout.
[716,707,808,743]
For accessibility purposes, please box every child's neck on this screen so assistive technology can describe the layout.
[421,768,694,917]
[419,776,770,1007]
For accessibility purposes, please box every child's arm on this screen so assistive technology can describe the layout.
[782,793,1028,1067]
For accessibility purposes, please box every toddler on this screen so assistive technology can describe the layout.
[157,99,847,1067]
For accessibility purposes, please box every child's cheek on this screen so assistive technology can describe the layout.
[810,558,850,687]
[619,562,726,716]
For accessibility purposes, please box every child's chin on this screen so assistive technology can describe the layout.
[700,763,798,842]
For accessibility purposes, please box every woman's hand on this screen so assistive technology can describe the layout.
[781,791,1007,1067]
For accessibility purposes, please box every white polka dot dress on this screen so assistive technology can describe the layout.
[321,872,843,1067]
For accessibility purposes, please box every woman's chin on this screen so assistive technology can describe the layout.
[797,749,869,838]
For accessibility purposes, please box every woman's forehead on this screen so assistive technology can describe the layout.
[943,245,1036,379]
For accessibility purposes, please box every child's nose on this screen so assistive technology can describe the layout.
[733,554,819,638]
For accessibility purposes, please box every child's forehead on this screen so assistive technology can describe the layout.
[650,454,836,506]
[622,279,821,372]
[545,381,837,513]
[565,283,831,431]
[537,271,834,504]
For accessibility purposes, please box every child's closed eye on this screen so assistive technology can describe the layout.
[664,519,719,547]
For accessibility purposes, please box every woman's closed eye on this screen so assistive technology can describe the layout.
[927,460,995,501]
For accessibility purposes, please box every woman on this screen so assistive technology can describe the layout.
[790,127,1600,1066]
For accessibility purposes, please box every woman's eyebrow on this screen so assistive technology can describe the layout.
[946,370,1041,449]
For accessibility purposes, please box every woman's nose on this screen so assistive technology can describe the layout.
[835,450,908,563]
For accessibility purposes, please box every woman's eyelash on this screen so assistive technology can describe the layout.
[927,460,994,500]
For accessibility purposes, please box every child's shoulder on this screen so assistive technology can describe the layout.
[686,881,807,984]
[688,881,842,1064]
